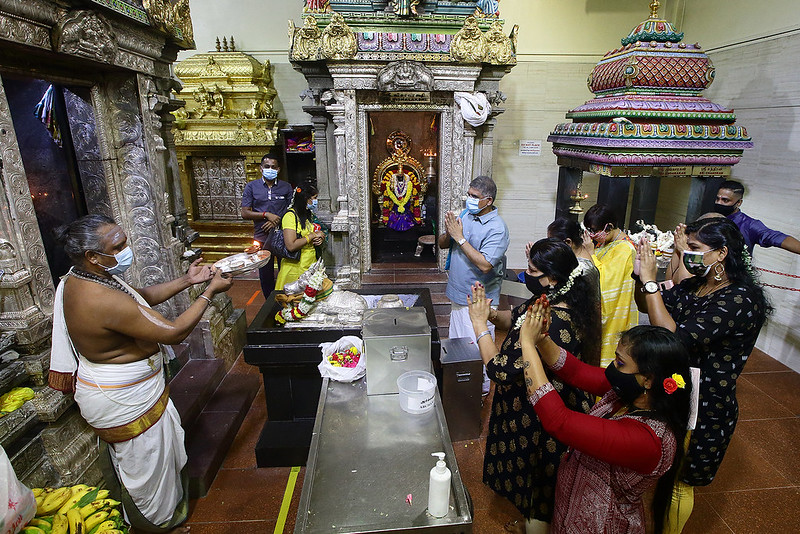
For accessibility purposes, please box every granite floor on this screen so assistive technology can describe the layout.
[173,276,800,534]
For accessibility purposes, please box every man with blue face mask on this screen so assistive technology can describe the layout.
[241,153,294,296]
[48,214,233,531]
[438,175,509,395]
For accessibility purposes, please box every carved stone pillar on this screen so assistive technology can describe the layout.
[327,94,353,285]
[304,106,333,213]
[0,75,53,353]
[90,75,177,317]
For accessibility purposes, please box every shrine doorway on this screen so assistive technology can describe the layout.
[2,75,94,282]
[368,111,439,263]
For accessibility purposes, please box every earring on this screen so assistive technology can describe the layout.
[713,262,725,282]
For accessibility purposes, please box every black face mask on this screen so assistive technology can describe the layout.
[524,272,549,296]
[605,361,645,404]
[713,202,737,217]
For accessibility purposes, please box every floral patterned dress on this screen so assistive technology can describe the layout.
[661,281,766,486]
[483,299,595,520]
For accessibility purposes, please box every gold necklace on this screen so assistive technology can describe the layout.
[695,279,731,298]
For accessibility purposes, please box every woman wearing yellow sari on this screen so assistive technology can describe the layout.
[584,204,638,368]
[275,182,325,291]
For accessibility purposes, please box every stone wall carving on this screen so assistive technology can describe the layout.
[0,76,55,316]
[62,88,113,217]
[92,76,173,313]
[376,61,434,92]
[52,10,118,64]
[0,12,51,49]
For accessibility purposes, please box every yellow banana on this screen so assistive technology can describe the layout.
[20,526,45,534]
[78,499,118,519]
[94,530,123,534]
[28,518,53,531]
[56,487,93,516]
[106,510,120,521]
[83,511,109,533]
[32,488,46,497]
[93,490,110,501]
[70,485,91,494]
[66,509,84,534]
[50,514,68,534]
[38,488,73,516]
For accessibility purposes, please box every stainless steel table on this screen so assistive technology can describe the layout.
[294,378,472,533]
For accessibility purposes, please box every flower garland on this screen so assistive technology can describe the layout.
[742,248,757,279]
[547,264,582,302]
[386,177,414,213]
[512,265,582,330]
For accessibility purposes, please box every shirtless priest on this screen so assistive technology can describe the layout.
[48,214,233,531]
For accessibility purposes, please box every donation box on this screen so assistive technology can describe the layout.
[362,308,432,395]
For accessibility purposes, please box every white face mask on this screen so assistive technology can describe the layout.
[95,246,134,275]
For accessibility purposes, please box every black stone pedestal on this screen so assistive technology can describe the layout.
[244,286,439,467]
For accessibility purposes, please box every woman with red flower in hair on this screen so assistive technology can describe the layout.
[507,293,692,534]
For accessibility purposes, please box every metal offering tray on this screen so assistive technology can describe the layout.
[213,250,271,276]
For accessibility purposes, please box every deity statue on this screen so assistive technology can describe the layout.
[475,0,500,18]
[372,131,426,232]
[290,16,323,60]
[451,16,486,63]
[393,0,421,17]
[321,13,357,60]
[192,83,224,118]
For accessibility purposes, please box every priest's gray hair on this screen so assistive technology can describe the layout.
[470,175,497,201]
[54,214,117,262]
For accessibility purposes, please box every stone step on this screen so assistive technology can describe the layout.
[185,370,260,498]
[170,359,226,434]
[436,314,451,339]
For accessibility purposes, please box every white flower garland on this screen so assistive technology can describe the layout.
[513,264,582,330]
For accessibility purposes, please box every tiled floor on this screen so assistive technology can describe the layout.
[176,276,800,533]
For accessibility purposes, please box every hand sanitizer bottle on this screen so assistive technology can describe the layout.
[428,452,451,518]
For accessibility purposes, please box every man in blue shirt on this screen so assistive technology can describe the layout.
[714,180,800,257]
[438,175,509,394]
[241,153,294,296]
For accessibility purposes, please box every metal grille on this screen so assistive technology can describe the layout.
[192,156,247,220]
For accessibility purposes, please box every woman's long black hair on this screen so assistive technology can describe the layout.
[683,217,773,319]
[619,325,692,534]
[291,180,318,229]
[529,238,602,366]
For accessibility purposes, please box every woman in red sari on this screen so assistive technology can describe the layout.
[515,297,691,534]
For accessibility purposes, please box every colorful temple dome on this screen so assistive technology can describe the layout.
[548,1,752,175]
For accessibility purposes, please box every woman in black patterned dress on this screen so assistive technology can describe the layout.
[469,239,601,533]
[634,218,771,532]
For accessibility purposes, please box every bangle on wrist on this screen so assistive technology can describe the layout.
[198,294,212,305]
[476,330,491,343]
[262,212,267,219]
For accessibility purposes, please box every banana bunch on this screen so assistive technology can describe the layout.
[26,485,128,534]
[0,386,35,416]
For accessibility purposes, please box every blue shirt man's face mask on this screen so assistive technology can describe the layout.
[261,159,279,182]
[465,188,490,215]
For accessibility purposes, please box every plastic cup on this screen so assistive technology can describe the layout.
[396,370,437,414]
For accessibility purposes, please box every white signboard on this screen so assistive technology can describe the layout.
[519,140,542,157]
